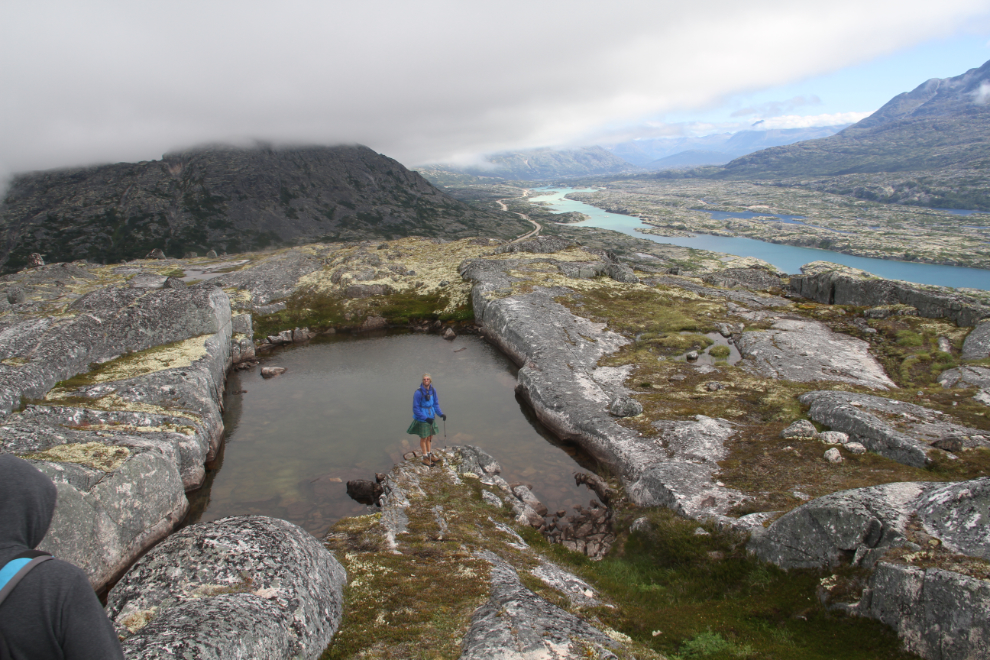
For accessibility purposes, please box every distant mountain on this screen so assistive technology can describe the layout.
[609,126,848,168]
[646,150,732,169]
[721,59,990,178]
[427,146,640,181]
[0,145,522,272]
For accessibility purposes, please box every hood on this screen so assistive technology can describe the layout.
[0,454,57,563]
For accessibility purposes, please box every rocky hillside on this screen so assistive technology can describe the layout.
[720,59,990,179]
[0,145,528,273]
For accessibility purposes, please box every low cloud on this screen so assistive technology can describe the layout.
[752,111,874,129]
[973,80,990,104]
[0,1,985,180]
[731,95,823,118]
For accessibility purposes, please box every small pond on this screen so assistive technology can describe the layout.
[185,331,599,538]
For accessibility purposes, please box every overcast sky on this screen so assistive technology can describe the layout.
[2,0,990,179]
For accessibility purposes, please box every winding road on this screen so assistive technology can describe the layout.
[498,198,542,243]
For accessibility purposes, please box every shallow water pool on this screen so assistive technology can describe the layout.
[184,331,600,537]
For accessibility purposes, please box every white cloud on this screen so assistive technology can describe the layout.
[753,112,875,129]
[973,80,990,104]
[0,0,986,178]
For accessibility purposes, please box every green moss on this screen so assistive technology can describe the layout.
[708,345,732,359]
[896,330,923,347]
[558,286,718,338]
[253,289,472,339]
[543,509,920,659]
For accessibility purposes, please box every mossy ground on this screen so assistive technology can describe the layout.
[554,275,990,521]
[534,509,921,660]
[323,455,922,659]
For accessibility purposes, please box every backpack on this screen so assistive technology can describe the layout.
[0,551,53,660]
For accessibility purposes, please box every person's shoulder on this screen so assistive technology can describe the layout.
[29,556,91,587]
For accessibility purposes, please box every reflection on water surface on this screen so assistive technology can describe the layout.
[185,331,597,537]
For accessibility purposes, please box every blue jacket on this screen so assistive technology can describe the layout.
[413,384,443,422]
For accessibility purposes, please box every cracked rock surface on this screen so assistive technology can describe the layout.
[800,390,988,468]
[736,317,896,390]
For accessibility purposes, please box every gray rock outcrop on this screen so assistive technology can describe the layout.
[962,320,990,360]
[750,478,990,569]
[865,561,990,660]
[107,516,346,660]
[460,551,618,660]
[702,267,782,291]
[0,285,231,416]
[789,262,990,327]
[0,282,231,590]
[800,390,988,468]
[736,317,895,390]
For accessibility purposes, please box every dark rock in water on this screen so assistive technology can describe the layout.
[359,315,388,331]
[260,366,287,378]
[205,249,218,258]
[574,472,616,504]
[146,249,166,259]
[703,267,782,291]
[106,515,346,659]
[346,479,384,506]
[442,327,456,340]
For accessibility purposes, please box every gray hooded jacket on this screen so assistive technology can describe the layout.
[0,455,124,660]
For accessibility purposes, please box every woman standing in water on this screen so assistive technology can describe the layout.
[407,373,446,466]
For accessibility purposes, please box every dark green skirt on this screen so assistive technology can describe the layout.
[407,419,439,438]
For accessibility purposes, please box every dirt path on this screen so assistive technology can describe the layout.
[497,198,542,243]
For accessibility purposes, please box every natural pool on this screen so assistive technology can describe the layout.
[185,331,598,538]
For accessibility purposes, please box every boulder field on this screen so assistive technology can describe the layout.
[0,235,988,658]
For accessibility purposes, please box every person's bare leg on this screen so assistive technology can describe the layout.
[420,436,430,464]
[425,435,433,462]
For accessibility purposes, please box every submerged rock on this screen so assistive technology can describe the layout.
[107,516,346,659]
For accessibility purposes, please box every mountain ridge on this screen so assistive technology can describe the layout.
[0,144,525,272]
[720,59,990,178]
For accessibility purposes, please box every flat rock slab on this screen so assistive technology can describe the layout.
[961,320,990,360]
[737,318,895,390]
[107,515,346,660]
[461,551,618,660]
[800,390,988,468]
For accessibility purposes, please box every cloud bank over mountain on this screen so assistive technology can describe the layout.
[0,0,987,178]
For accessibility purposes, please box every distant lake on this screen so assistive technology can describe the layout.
[531,188,990,291]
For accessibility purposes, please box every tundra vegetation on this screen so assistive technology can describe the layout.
[3,226,987,658]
